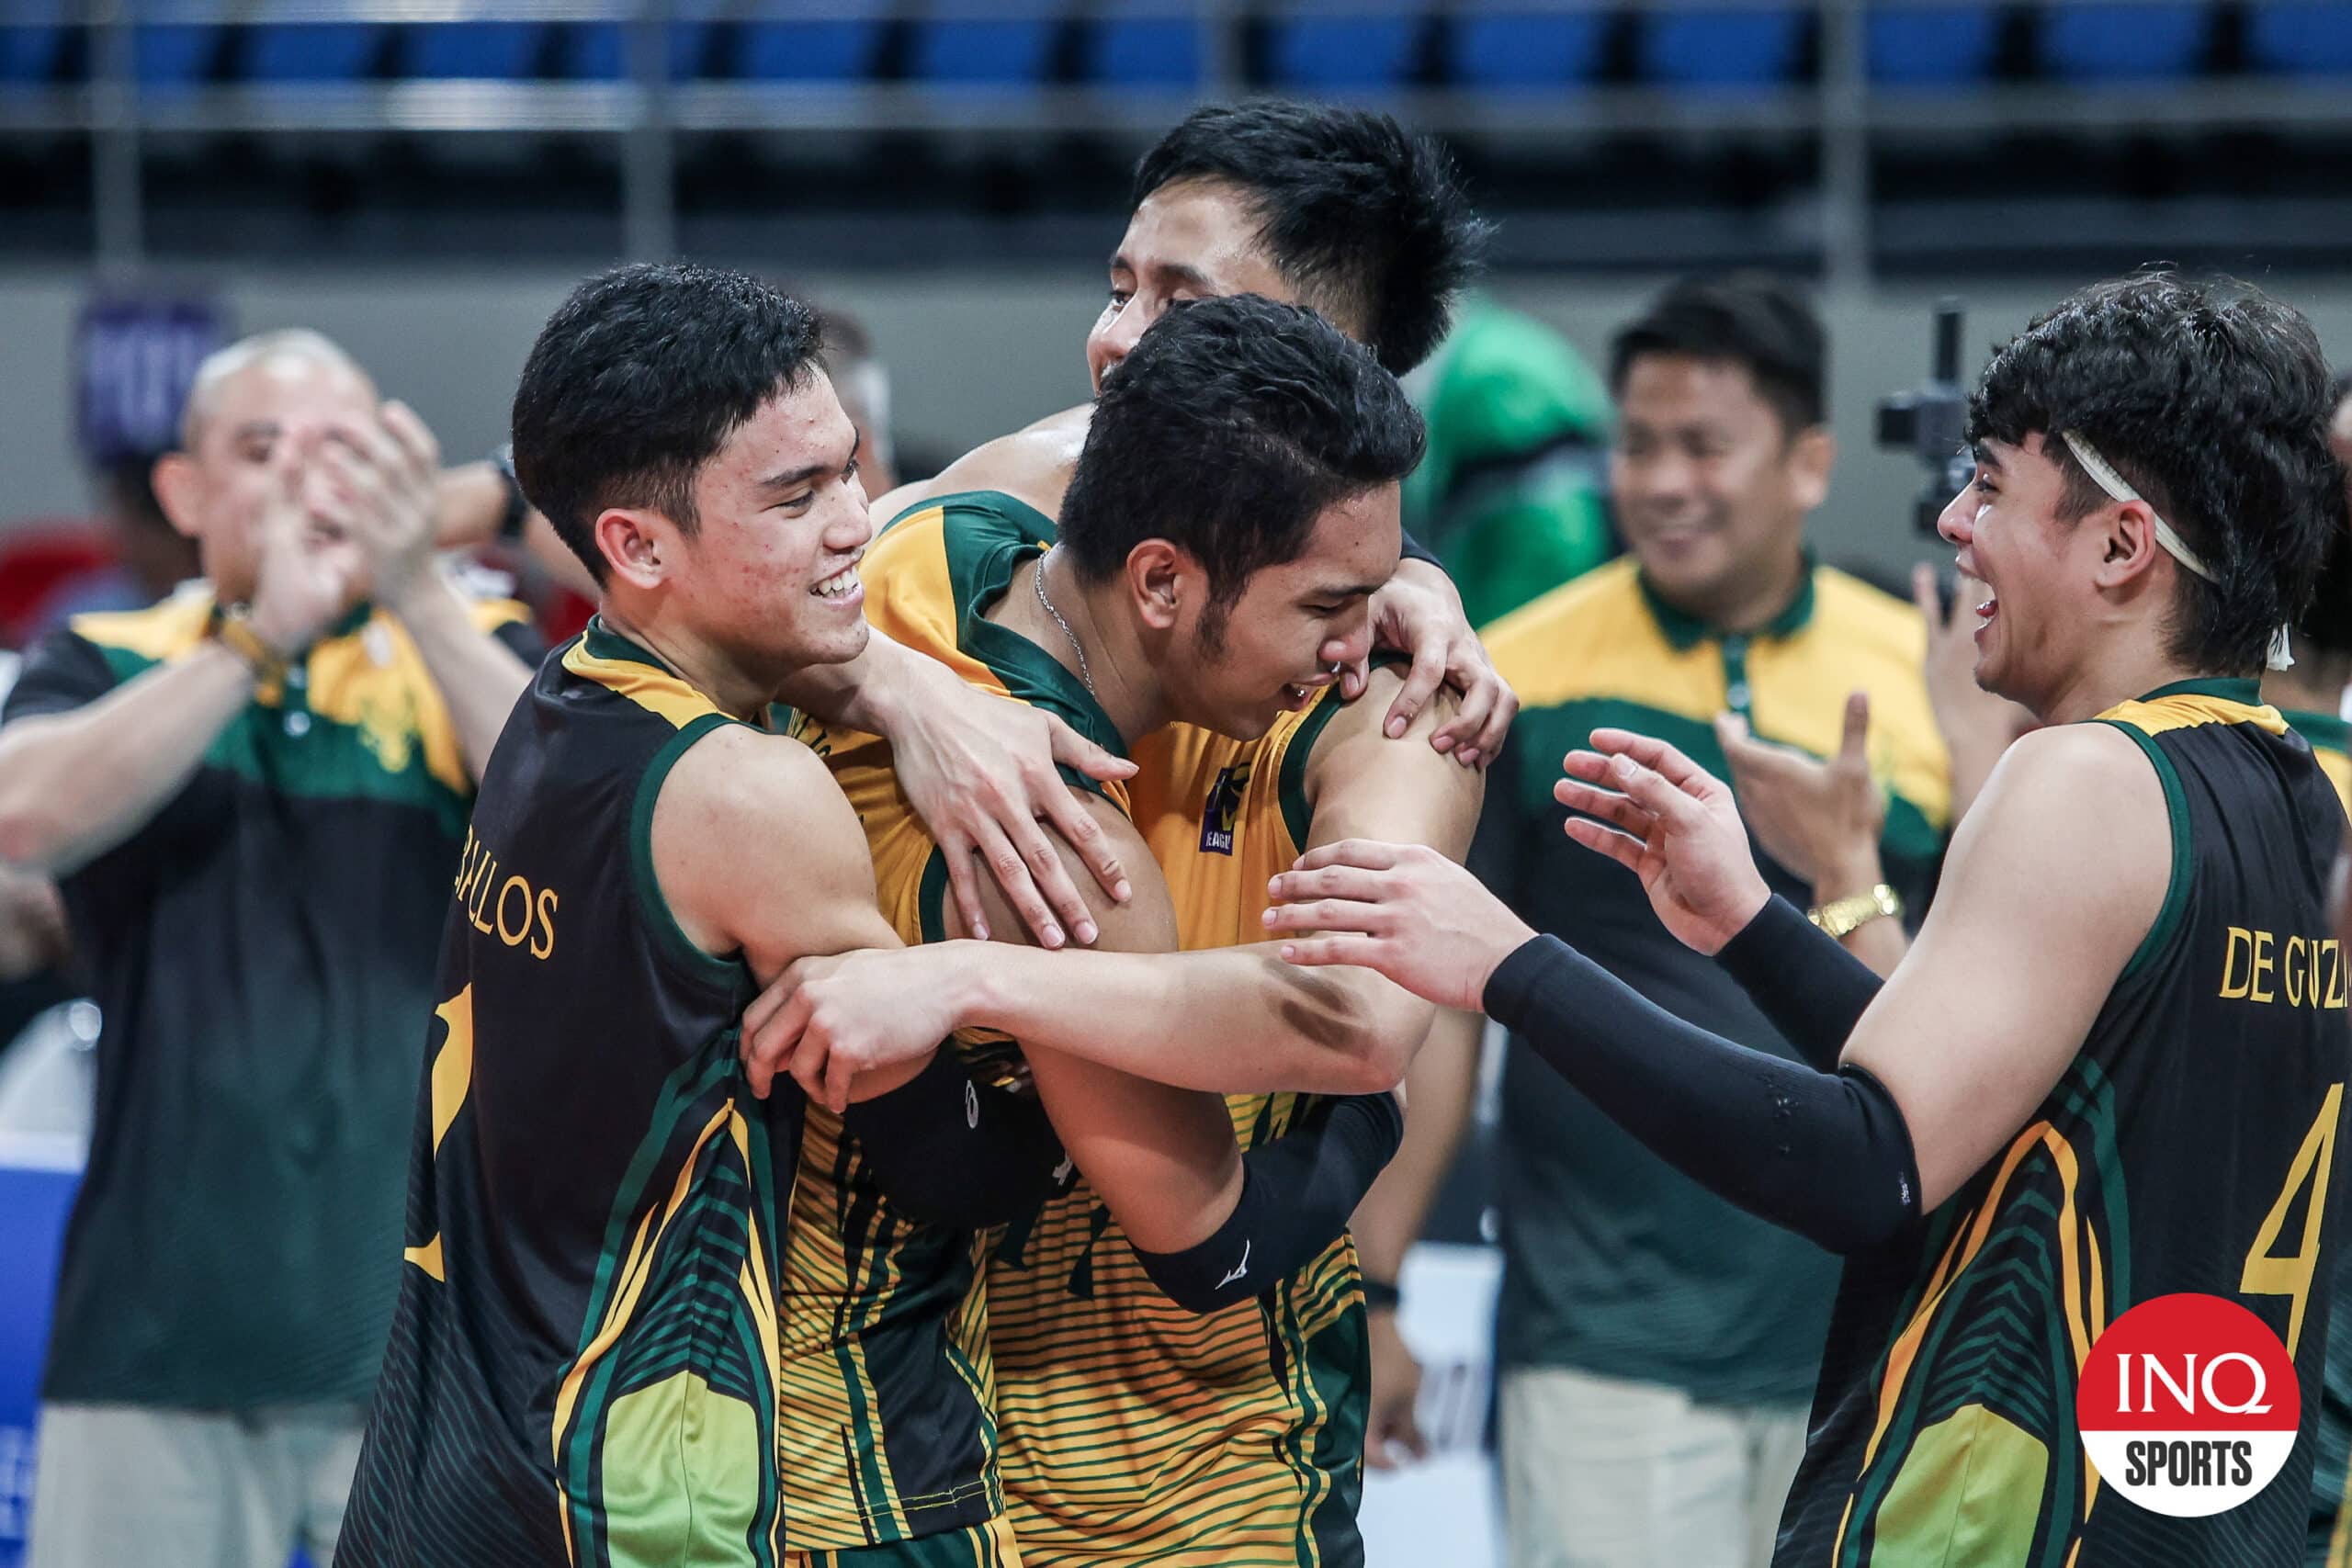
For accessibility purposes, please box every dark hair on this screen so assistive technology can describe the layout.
[1131,102,1487,377]
[1968,273,2347,676]
[2295,367,2352,660]
[512,263,822,583]
[1060,294,1426,638]
[1609,272,1827,436]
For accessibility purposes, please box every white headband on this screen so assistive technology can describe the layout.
[2060,430,2293,671]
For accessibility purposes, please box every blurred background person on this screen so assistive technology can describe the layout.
[0,330,537,1568]
[1452,273,1952,1568]
[1403,298,1616,627]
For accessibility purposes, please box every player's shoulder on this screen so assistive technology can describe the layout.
[872,412,1084,528]
[1981,720,2164,836]
[1479,558,1647,683]
[664,720,849,833]
[1808,565,1929,669]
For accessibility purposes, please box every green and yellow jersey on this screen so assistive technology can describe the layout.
[347,618,1017,1566]
[796,491,1141,1562]
[0,585,536,1413]
[1781,682,2347,1567]
[981,697,1374,1567]
[2284,707,2352,1568]
[1475,557,1951,1409]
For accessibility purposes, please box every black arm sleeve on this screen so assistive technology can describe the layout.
[1130,1091,1406,1315]
[1397,529,1442,571]
[1714,895,1886,1071]
[842,1048,1069,1229]
[1485,935,1921,1254]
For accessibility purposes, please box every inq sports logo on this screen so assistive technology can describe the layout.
[2075,1293,2301,1517]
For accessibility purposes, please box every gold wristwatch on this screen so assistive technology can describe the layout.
[213,604,291,687]
[1808,884,1903,939]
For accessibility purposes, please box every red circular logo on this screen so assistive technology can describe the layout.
[2076,1293,2300,1517]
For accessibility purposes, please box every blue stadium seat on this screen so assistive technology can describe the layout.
[911,10,1063,83]
[2245,0,2352,73]
[135,23,220,86]
[1867,5,2001,84]
[1082,4,1202,85]
[396,22,546,81]
[243,23,381,83]
[741,11,889,80]
[1269,11,1422,90]
[2037,2,2212,79]
[557,20,714,81]
[0,0,72,85]
[1639,7,1807,87]
[1449,8,1610,89]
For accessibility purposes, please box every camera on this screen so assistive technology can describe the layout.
[1875,299,1973,536]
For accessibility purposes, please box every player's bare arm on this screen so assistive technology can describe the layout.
[655,722,933,1103]
[1834,723,2166,1207]
[1263,719,2171,1225]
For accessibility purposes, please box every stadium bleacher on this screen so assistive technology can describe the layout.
[4,2,2349,93]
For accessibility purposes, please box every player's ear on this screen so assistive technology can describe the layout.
[151,453,204,539]
[1787,424,1834,513]
[1126,539,1186,632]
[596,507,673,591]
[2092,499,2165,591]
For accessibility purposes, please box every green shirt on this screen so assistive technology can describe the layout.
[2,585,536,1409]
[1475,558,1951,1405]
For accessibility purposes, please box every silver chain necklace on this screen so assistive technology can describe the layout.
[1032,547,1095,695]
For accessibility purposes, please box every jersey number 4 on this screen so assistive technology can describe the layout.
[2242,1080,2344,1357]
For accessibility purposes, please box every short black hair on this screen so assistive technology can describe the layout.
[1609,272,1827,437]
[1060,294,1425,640]
[1131,101,1488,377]
[1968,273,2347,678]
[512,262,823,584]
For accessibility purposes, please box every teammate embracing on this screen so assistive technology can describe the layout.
[1261,273,2352,1566]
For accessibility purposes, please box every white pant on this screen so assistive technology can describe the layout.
[1500,1366,1809,1568]
[28,1402,365,1568]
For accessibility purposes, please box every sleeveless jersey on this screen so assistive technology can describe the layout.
[1777,679,2351,1568]
[794,491,1132,1548]
[985,694,1372,1567]
[2285,709,2352,1566]
[344,620,804,1566]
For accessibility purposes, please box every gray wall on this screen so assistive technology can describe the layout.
[6,265,2350,591]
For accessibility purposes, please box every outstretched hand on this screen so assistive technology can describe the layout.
[1262,840,1532,1013]
[1554,729,1772,955]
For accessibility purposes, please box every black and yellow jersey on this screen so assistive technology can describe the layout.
[341,621,817,1565]
[1475,557,1951,1407]
[0,585,535,1411]
[346,619,1008,1564]
[2286,708,2352,815]
[1780,680,2348,1568]
[2284,707,2352,1567]
[986,700,1370,1568]
[792,491,1133,1558]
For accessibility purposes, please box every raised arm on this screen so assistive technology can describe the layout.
[1260,724,2168,1249]
[0,443,358,875]
[322,403,532,783]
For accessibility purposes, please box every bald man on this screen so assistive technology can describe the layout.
[0,329,537,1568]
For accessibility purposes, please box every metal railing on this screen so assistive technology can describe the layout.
[7,0,2350,281]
